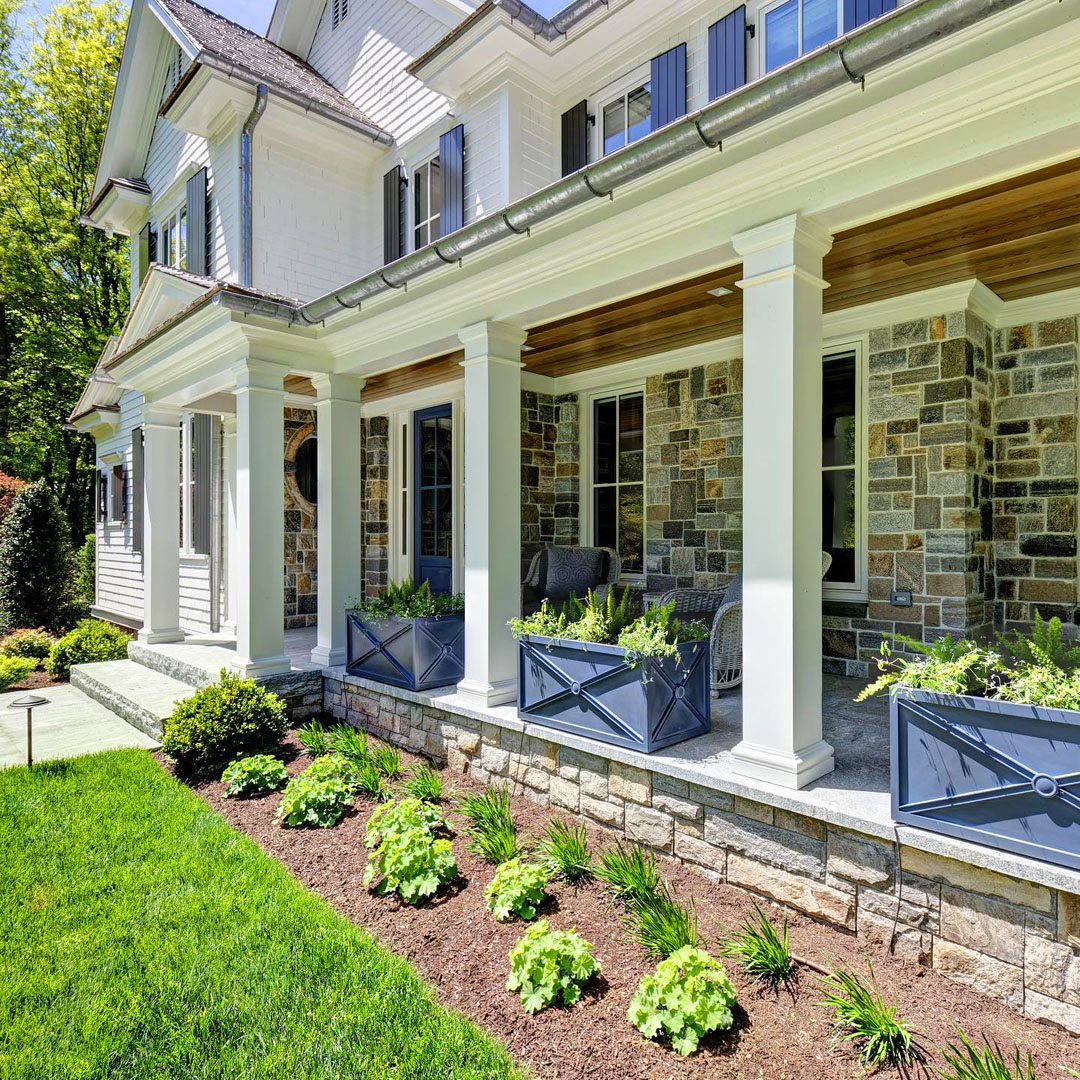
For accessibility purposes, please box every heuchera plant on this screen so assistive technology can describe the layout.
[483,858,549,922]
[506,920,600,1014]
[628,946,737,1056]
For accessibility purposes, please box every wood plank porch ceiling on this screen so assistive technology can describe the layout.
[293,156,1080,401]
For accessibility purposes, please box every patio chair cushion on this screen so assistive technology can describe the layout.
[544,546,608,604]
[723,569,743,608]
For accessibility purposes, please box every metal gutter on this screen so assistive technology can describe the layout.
[240,84,268,288]
[289,0,1028,327]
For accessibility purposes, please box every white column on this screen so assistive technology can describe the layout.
[138,403,184,643]
[457,321,526,708]
[221,414,238,636]
[731,214,835,790]
[310,373,365,667]
[231,358,289,677]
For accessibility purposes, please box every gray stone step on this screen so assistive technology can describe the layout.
[70,659,197,740]
[127,639,225,689]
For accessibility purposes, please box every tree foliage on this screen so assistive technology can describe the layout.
[0,0,127,540]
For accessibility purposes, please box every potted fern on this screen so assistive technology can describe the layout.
[859,613,1080,873]
[509,589,710,753]
[345,578,465,691]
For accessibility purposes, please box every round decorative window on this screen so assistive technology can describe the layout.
[295,437,317,505]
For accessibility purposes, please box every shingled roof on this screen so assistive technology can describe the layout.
[158,0,389,138]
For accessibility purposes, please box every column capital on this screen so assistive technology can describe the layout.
[732,213,833,259]
[231,357,287,392]
[139,401,184,428]
[310,372,366,404]
[457,320,528,364]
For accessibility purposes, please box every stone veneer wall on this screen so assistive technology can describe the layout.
[323,673,1080,1036]
[362,416,389,599]
[991,317,1079,630]
[284,408,317,629]
[644,358,744,591]
[520,391,579,577]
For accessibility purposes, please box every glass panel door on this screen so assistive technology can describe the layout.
[413,404,453,593]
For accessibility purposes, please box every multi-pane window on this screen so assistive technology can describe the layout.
[822,349,861,595]
[331,0,349,29]
[592,390,644,576]
[762,0,838,73]
[602,82,651,155]
[413,158,441,250]
[159,205,187,269]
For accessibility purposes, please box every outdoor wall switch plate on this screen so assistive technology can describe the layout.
[890,590,913,607]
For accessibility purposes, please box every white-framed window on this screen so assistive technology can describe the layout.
[585,385,645,579]
[412,156,441,250]
[821,341,866,601]
[596,67,652,157]
[331,0,349,29]
[758,0,842,74]
[158,203,187,269]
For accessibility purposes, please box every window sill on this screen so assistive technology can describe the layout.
[178,551,209,562]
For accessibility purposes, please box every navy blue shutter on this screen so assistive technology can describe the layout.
[439,124,464,237]
[560,99,589,176]
[843,0,896,31]
[708,6,747,101]
[383,164,406,263]
[185,167,208,276]
[649,43,687,131]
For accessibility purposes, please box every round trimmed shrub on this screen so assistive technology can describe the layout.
[0,655,37,690]
[0,627,57,662]
[163,668,288,775]
[45,618,130,678]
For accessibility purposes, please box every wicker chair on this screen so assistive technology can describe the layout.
[657,551,834,695]
[520,546,621,616]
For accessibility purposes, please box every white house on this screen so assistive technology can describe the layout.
[72,0,1080,1029]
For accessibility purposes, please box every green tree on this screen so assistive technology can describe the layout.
[0,479,79,632]
[0,0,127,542]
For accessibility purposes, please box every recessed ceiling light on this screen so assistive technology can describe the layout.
[707,286,732,297]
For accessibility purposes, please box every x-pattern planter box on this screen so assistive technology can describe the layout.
[517,635,710,753]
[346,611,465,692]
[892,687,1080,872]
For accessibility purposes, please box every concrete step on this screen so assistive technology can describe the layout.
[126,639,228,689]
[69,659,197,740]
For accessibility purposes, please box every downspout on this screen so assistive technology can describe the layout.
[240,84,268,288]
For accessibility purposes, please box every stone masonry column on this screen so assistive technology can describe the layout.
[457,321,526,708]
[137,402,184,644]
[310,373,366,667]
[231,358,290,677]
[731,214,835,789]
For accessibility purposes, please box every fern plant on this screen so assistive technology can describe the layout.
[351,577,465,619]
[938,1029,1038,1080]
[997,611,1080,672]
[484,858,549,921]
[719,902,794,990]
[856,633,1003,701]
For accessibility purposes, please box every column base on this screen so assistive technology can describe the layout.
[456,676,517,709]
[730,737,835,790]
[137,628,185,644]
[227,654,292,679]
[310,644,345,668]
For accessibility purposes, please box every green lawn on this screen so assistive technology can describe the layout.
[0,749,522,1080]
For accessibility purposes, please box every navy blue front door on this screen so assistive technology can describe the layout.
[414,404,453,594]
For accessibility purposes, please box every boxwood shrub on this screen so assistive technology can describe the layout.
[45,619,130,678]
[163,668,287,775]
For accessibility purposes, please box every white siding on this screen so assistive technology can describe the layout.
[306,0,449,145]
[178,556,212,633]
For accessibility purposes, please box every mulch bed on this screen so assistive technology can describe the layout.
[9,668,65,691]
[173,733,1080,1080]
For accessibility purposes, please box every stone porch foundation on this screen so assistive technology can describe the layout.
[325,669,1080,1036]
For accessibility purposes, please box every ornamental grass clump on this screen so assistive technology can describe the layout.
[163,669,287,776]
[363,797,456,904]
[535,820,593,883]
[351,577,464,619]
[939,1029,1038,1080]
[818,961,922,1068]
[628,946,737,1056]
[506,920,600,1014]
[484,858,550,922]
[719,901,795,991]
[623,886,699,958]
[459,787,521,864]
[596,840,661,907]
[221,754,289,798]
[405,762,444,803]
[355,758,389,801]
[275,754,359,828]
[297,719,330,756]
[371,741,403,779]
[327,722,369,764]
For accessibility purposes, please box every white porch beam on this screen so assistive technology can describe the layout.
[310,373,366,668]
[456,321,526,708]
[137,402,184,644]
[731,214,835,790]
[231,358,290,677]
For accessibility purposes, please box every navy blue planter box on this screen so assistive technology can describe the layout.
[892,687,1080,872]
[517,635,710,753]
[346,611,465,691]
